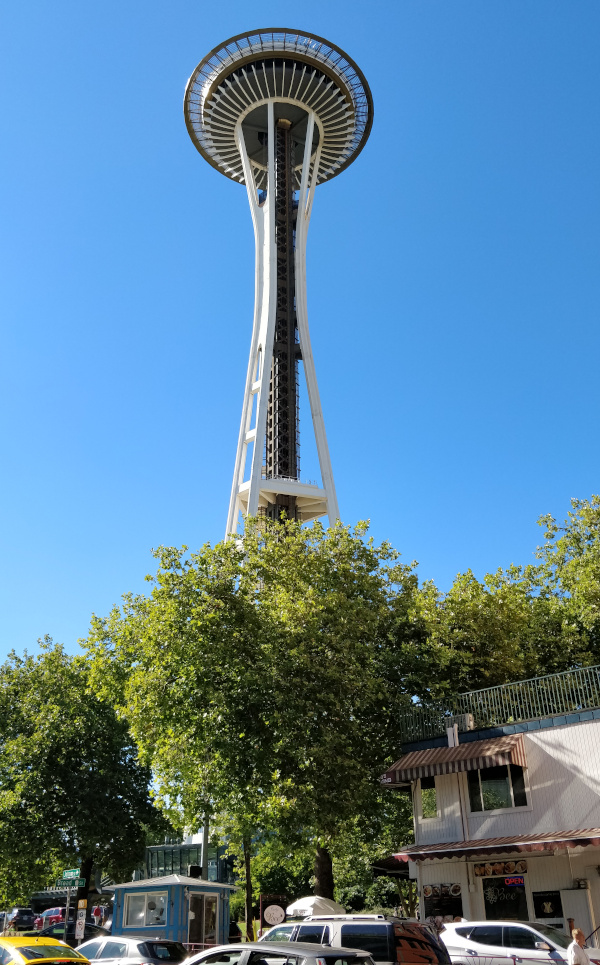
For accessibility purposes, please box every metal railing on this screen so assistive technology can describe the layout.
[400,664,600,744]
[398,707,459,744]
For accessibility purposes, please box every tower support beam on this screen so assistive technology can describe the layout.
[226,103,339,536]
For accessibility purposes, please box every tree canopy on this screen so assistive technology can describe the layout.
[0,639,164,906]
[84,500,600,906]
[5,495,600,915]
[86,519,419,899]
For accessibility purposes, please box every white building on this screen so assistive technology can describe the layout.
[382,667,600,941]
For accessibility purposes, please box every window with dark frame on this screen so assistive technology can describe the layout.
[420,776,437,818]
[467,764,527,812]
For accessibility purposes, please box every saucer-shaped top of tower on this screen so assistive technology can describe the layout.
[184,28,373,189]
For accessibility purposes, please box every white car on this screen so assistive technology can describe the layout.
[441,921,600,965]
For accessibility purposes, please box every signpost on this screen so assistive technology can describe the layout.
[59,869,83,947]
[75,909,86,940]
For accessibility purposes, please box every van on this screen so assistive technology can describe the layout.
[261,914,450,965]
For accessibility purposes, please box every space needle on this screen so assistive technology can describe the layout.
[184,29,373,535]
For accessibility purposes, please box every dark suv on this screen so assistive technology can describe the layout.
[262,914,450,965]
[9,908,36,931]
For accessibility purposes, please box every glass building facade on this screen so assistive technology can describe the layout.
[145,843,235,884]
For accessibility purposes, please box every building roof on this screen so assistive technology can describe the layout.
[371,855,411,878]
[381,734,526,784]
[393,829,600,862]
[111,874,237,890]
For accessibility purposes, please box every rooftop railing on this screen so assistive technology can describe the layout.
[400,663,600,744]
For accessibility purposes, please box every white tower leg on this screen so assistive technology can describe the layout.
[225,102,339,537]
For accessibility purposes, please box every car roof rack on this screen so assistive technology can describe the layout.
[304,915,391,921]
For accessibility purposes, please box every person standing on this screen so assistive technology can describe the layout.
[568,928,591,965]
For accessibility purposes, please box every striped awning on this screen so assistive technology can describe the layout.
[393,829,600,862]
[381,734,527,784]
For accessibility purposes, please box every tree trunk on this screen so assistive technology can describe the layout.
[314,845,334,900]
[243,837,254,942]
[76,855,94,907]
[201,813,210,879]
[396,879,417,918]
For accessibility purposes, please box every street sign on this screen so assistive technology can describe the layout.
[75,918,85,940]
[56,877,85,887]
[78,900,87,910]
[63,869,80,879]
[76,909,86,920]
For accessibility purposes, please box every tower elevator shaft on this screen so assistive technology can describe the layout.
[264,117,301,522]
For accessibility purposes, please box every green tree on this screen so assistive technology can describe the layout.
[0,639,165,906]
[534,495,600,648]
[85,519,418,916]
[330,788,415,914]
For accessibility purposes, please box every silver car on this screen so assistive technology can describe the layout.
[186,941,376,965]
[440,921,600,965]
[77,936,188,965]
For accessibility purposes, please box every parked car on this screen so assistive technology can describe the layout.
[31,924,109,949]
[259,914,449,965]
[34,909,70,930]
[77,936,188,965]
[186,941,376,965]
[440,920,600,965]
[8,910,37,932]
[0,936,89,964]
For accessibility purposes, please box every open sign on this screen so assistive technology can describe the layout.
[505,876,525,887]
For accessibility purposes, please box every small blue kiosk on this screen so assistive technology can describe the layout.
[111,874,238,948]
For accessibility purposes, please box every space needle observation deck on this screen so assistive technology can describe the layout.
[184,29,373,536]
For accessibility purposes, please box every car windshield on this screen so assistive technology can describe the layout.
[17,947,85,961]
[531,925,572,950]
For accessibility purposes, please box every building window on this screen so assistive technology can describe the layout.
[467,764,528,812]
[420,776,438,818]
[124,892,168,928]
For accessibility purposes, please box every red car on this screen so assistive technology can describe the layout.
[34,907,67,930]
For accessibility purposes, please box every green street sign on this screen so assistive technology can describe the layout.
[57,877,85,887]
[63,869,80,879]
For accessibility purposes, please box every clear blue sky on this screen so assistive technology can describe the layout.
[1,1,599,661]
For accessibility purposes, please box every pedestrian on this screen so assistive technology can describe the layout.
[568,928,591,965]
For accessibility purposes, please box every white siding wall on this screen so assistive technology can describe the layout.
[416,773,463,844]
[417,852,600,932]
[413,719,600,844]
